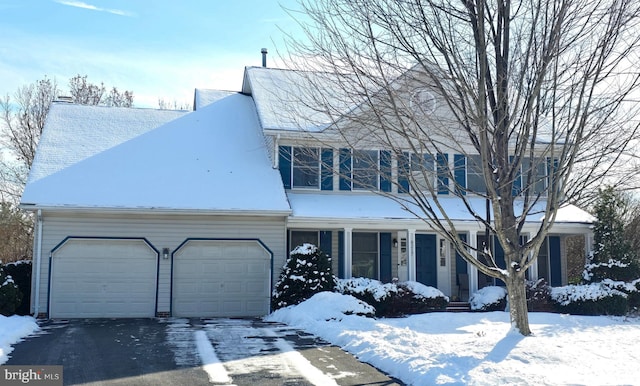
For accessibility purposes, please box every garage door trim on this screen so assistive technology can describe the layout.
[48,236,160,317]
[170,238,274,316]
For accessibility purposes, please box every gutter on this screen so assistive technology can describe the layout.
[33,209,43,318]
[19,204,292,217]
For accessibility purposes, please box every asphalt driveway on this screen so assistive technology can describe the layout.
[6,318,402,385]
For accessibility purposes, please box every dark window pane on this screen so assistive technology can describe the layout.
[352,232,378,279]
[292,147,320,188]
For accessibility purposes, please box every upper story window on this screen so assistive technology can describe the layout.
[292,147,319,188]
[399,152,448,194]
[466,154,487,194]
[340,149,392,192]
[522,157,547,195]
[279,146,333,191]
[455,154,552,197]
[352,150,379,190]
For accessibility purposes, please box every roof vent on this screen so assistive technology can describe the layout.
[56,96,73,103]
[261,48,268,67]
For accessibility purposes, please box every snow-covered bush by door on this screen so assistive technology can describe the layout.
[271,243,336,310]
[337,278,448,317]
[469,286,507,311]
[0,265,23,316]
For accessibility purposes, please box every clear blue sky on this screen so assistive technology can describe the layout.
[0,0,303,107]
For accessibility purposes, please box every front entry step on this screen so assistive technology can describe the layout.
[446,301,471,312]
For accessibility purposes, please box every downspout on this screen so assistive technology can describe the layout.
[274,134,280,169]
[33,209,43,318]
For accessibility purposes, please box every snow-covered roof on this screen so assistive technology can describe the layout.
[242,66,357,132]
[21,95,291,214]
[286,192,594,225]
[194,89,237,110]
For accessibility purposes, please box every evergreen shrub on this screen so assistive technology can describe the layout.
[0,264,23,316]
[4,261,31,315]
[271,243,336,310]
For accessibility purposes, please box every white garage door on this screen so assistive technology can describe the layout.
[172,239,271,317]
[50,238,158,318]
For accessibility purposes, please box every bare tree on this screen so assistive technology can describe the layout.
[0,77,58,170]
[0,201,33,263]
[69,75,134,107]
[282,0,640,334]
[158,98,191,111]
[0,75,134,203]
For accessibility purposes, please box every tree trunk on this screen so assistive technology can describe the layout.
[505,272,531,335]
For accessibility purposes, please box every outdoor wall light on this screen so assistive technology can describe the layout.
[393,238,398,248]
[162,248,170,259]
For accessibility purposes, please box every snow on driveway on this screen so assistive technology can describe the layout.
[166,318,341,385]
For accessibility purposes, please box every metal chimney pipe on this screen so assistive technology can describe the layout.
[261,48,268,67]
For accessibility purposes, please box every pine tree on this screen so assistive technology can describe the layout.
[0,264,23,316]
[271,243,337,310]
[585,186,640,282]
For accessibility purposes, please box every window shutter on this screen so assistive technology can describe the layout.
[339,148,352,191]
[437,153,449,195]
[398,152,410,193]
[549,236,562,286]
[278,146,292,189]
[338,231,345,278]
[454,154,466,195]
[380,150,392,192]
[511,156,522,196]
[320,231,332,258]
[321,148,334,191]
[379,233,392,283]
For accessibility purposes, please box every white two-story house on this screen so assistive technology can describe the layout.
[20,65,593,319]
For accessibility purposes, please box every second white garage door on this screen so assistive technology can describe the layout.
[172,239,271,317]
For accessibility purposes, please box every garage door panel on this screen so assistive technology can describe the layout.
[50,239,157,318]
[173,240,271,317]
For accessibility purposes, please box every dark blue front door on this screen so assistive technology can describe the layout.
[416,234,437,287]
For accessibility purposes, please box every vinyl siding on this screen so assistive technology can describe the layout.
[36,211,286,315]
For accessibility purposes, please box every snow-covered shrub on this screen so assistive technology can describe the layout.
[271,244,336,310]
[337,278,448,317]
[551,282,628,316]
[526,279,555,312]
[599,278,640,310]
[4,260,31,315]
[0,265,23,316]
[469,286,507,311]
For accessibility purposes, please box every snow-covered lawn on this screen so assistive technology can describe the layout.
[267,292,640,385]
[0,315,39,364]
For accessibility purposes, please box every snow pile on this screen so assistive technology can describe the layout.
[0,315,39,364]
[551,282,627,305]
[268,292,374,326]
[267,292,640,385]
[469,286,507,310]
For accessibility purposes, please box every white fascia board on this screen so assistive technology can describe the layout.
[287,216,592,233]
[263,129,342,143]
[19,204,291,217]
